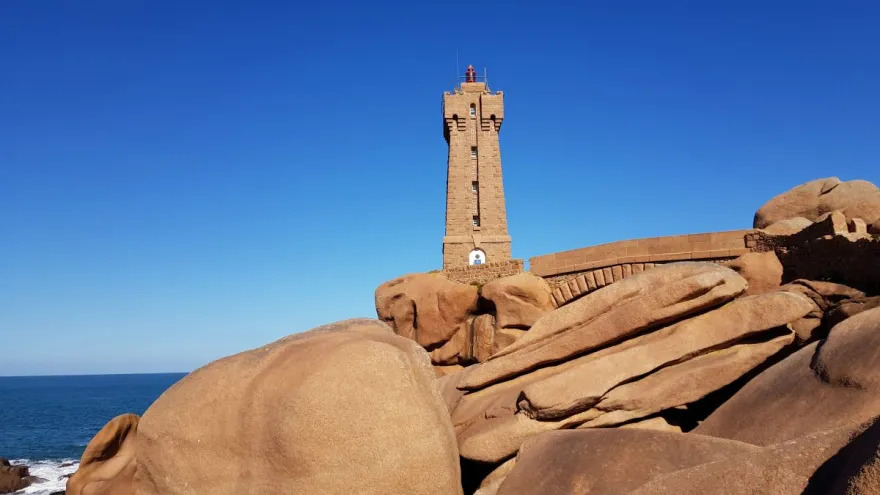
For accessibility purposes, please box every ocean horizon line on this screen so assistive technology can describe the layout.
[0,371,189,379]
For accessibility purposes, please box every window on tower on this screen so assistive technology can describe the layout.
[472,181,478,193]
[473,215,480,227]
[471,146,477,158]
[469,104,476,117]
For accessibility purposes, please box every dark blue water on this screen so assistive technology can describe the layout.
[0,373,184,460]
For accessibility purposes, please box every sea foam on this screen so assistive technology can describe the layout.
[10,459,79,495]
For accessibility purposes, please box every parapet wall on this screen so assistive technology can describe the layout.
[530,230,754,307]
[443,259,524,286]
[532,216,878,307]
[530,230,754,278]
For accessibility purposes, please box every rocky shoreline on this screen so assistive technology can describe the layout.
[0,458,72,495]
[0,459,32,494]
[9,177,880,494]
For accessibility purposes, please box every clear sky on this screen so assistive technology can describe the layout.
[2,1,878,375]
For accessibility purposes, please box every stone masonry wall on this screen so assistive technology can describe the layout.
[746,211,880,293]
[443,241,512,272]
[530,230,753,307]
[776,235,880,294]
[746,210,854,253]
[530,230,753,278]
[537,216,878,307]
[443,259,524,286]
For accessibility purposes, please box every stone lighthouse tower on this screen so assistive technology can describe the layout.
[442,65,512,269]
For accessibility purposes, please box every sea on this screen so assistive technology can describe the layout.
[0,373,185,494]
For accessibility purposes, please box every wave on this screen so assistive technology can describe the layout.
[8,459,78,495]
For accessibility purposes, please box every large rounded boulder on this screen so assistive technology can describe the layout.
[135,319,462,495]
[762,216,814,235]
[375,273,478,350]
[481,273,555,330]
[754,177,880,229]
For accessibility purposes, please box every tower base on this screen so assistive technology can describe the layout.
[442,235,512,270]
[442,259,524,285]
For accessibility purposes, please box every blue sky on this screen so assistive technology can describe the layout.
[1,1,878,375]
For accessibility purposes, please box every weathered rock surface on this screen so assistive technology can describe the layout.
[429,313,511,365]
[576,332,794,429]
[630,420,876,495]
[762,216,813,235]
[135,319,462,495]
[477,458,517,493]
[823,295,880,334]
[481,273,555,330]
[429,318,473,366]
[780,279,865,342]
[818,417,880,495]
[472,314,497,362]
[616,415,684,433]
[478,420,880,495]
[375,273,478,350]
[754,177,880,229]
[375,272,545,367]
[494,429,760,495]
[66,414,138,495]
[696,307,880,446]
[492,328,526,356]
[447,264,814,463]
[0,458,31,494]
[434,364,465,377]
[515,291,810,421]
[461,262,749,390]
[723,251,783,295]
[475,480,503,495]
[783,280,865,310]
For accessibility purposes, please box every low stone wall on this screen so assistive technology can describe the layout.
[746,211,880,293]
[530,230,754,278]
[747,210,861,253]
[443,259,524,286]
[530,230,753,306]
[537,215,879,307]
[775,235,880,294]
